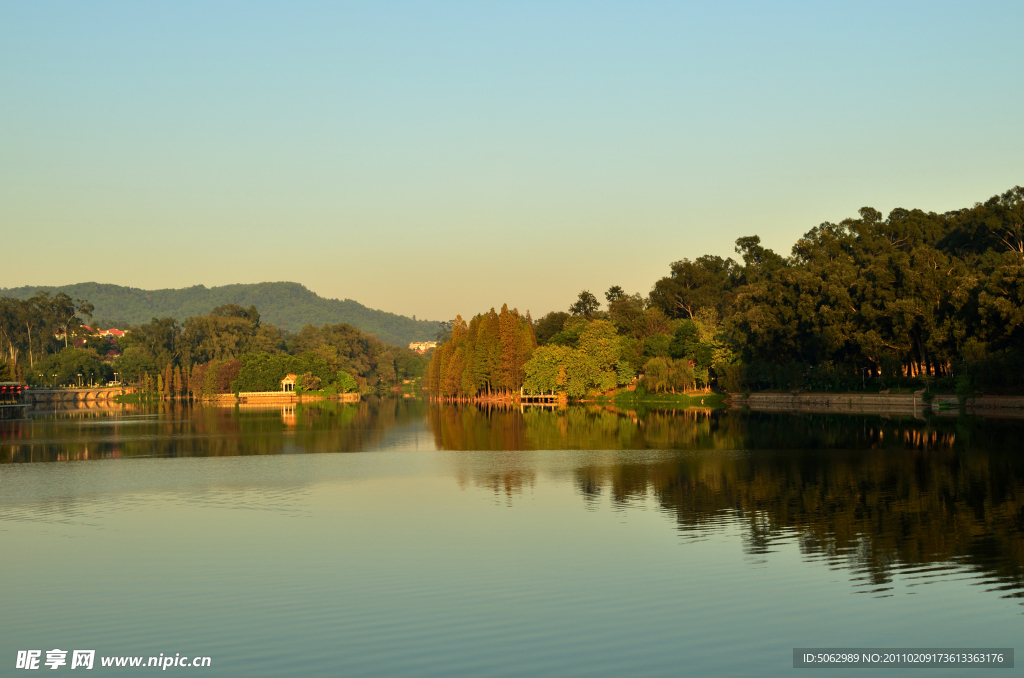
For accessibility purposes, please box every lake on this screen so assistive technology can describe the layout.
[1,399,1021,676]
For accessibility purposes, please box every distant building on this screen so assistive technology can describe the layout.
[281,374,297,392]
[83,326,127,338]
[409,341,437,354]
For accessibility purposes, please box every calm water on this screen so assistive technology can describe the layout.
[1,400,1022,676]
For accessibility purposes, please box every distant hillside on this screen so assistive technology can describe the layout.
[0,282,441,347]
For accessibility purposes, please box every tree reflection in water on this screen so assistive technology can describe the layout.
[1,398,429,463]
[430,403,1024,602]
[4,400,1022,602]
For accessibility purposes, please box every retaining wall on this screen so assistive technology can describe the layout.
[222,392,361,404]
[729,392,1024,418]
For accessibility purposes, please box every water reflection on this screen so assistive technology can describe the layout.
[428,402,979,452]
[4,400,1023,605]
[592,444,1022,599]
[432,404,1024,603]
[0,398,428,463]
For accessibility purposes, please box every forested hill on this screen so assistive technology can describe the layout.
[0,281,441,346]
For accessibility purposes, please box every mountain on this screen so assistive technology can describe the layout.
[0,282,441,347]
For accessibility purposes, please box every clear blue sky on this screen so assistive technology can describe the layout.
[2,1,1021,321]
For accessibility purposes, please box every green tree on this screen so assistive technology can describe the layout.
[523,320,628,397]
[649,255,737,319]
[30,348,112,387]
[569,290,600,318]
[534,311,569,346]
[335,371,359,393]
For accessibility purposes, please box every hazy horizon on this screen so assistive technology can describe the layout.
[3,1,1022,320]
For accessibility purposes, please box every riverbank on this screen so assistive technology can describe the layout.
[730,392,1024,418]
[113,392,361,405]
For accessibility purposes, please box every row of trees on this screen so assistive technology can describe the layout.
[0,292,96,381]
[0,294,428,394]
[646,186,1024,392]
[10,185,1023,395]
[433,185,1024,396]
[428,285,742,398]
[427,305,536,398]
[428,294,725,399]
[114,304,427,395]
[523,290,732,395]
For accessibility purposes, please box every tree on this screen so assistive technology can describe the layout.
[114,346,157,385]
[607,293,646,337]
[523,320,628,397]
[52,294,94,350]
[649,255,737,320]
[375,351,397,385]
[0,297,24,375]
[335,371,358,393]
[19,292,52,369]
[299,372,322,391]
[733,235,785,281]
[523,345,571,394]
[569,290,600,318]
[534,311,569,346]
[121,317,181,373]
[435,319,454,344]
[644,357,669,392]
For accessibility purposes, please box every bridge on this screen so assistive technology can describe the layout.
[22,387,130,404]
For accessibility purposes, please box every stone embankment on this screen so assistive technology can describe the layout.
[22,388,361,407]
[227,392,360,404]
[729,392,1024,418]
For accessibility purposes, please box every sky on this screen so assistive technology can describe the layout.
[2,1,1022,322]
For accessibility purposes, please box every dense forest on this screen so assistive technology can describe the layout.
[431,185,1024,396]
[0,294,427,396]
[0,281,440,346]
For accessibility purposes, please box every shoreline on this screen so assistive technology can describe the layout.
[729,392,1024,418]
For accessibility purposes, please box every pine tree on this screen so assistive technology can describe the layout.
[497,304,517,394]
